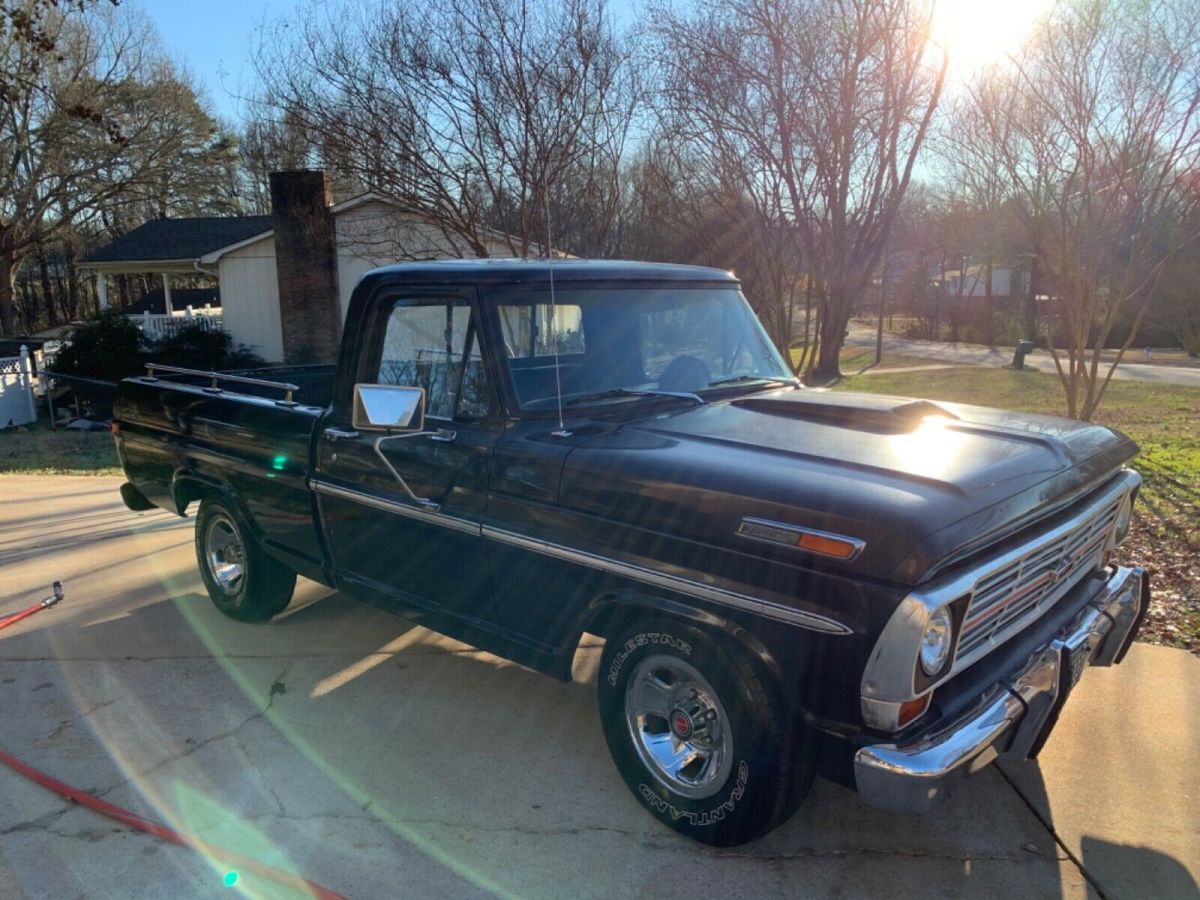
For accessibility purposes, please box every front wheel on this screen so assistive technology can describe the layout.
[195,498,295,622]
[597,619,812,846]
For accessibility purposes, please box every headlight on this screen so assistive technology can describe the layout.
[1108,493,1134,549]
[919,605,954,676]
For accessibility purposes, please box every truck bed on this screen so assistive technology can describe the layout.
[113,372,329,581]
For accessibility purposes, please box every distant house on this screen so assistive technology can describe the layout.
[932,264,1029,300]
[81,172,513,362]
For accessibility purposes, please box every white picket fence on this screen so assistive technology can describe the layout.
[130,308,224,342]
[0,346,37,428]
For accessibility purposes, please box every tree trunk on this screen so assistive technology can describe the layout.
[37,241,55,331]
[0,248,18,337]
[60,241,78,325]
[811,286,850,381]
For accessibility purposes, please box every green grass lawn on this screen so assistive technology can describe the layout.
[834,365,1200,653]
[790,345,953,374]
[0,418,121,476]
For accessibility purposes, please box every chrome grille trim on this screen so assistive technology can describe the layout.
[860,468,1141,708]
[955,496,1120,662]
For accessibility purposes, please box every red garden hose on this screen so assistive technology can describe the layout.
[1,583,347,900]
[0,581,63,631]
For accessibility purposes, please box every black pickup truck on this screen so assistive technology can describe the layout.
[112,260,1148,846]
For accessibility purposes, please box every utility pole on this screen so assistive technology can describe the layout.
[937,249,946,341]
[875,247,887,365]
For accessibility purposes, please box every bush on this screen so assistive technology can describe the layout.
[149,328,266,371]
[50,309,148,381]
[50,313,266,382]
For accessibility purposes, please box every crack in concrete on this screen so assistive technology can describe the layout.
[265,663,292,712]
[0,806,73,838]
[86,664,293,808]
[38,698,118,746]
[996,763,1111,899]
[91,709,267,802]
[225,812,1070,864]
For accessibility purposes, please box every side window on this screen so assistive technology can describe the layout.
[376,299,490,420]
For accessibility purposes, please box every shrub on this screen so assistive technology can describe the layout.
[149,327,266,371]
[50,314,266,382]
[50,309,148,381]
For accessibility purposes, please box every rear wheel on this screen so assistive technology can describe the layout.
[598,619,812,846]
[195,498,295,622]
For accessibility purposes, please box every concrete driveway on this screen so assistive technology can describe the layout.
[1,475,1197,899]
[844,328,1200,388]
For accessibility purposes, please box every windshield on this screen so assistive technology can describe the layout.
[493,284,793,411]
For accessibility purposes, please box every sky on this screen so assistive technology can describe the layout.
[132,0,646,125]
[130,0,304,123]
[132,0,1050,125]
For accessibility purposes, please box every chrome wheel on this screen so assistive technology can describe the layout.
[204,513,245,594]
[624,655,734,799]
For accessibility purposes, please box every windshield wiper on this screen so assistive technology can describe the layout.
[705,375,799,389]
[563,388,705,407]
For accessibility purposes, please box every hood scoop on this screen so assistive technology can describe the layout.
[731,392,957,433]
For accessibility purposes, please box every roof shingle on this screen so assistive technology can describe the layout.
[82,216,273,264]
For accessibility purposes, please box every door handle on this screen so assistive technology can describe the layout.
[429,429,457,443]
[323,427,361,442]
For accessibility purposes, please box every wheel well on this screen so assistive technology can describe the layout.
[571,594,783,687]
[172,475,230,518]
[172,477,211,515]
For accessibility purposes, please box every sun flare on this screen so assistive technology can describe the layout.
[931,0,1055,77]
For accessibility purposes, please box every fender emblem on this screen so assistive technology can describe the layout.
[736,518,865,561]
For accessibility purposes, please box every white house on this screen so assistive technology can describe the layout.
[81,172,513,362]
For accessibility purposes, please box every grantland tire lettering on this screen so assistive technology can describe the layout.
[606,631,693,686]
[639,761,749,826]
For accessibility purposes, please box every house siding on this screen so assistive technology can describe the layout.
[216,200,516,362]
[218,236,284,362]
[335,201,512,318]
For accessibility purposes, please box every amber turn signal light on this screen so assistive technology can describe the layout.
[796,533,859,559]
[897,694,931,728]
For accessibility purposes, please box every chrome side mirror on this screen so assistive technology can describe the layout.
[352,384,425,432]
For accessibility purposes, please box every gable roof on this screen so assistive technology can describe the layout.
[82,216,274,265]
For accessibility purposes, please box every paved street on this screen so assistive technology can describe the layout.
[1,475,1197,899]
[845,327,1200,388]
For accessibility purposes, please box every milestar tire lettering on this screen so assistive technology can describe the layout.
[606,631,693,686]
[639,761,749,826]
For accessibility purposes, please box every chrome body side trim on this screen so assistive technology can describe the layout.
[861,469,1141,708]
[854,565,1146,814]
[311,480,480,535]
[310,478,852,634]
[481,526,852,635]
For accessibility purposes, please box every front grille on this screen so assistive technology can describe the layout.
[955,496,1122,661]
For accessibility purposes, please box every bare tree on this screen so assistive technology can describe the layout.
[0,3,196,334]
[652,0,946,380]
[965,0,1200,419]
[253,0,639,258]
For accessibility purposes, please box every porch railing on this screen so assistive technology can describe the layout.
[130,308,224,342]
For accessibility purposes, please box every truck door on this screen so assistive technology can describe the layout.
[313,290,502,648]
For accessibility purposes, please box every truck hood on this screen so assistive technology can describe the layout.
[558,388,1138,584]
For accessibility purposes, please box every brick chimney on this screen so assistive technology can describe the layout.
[269,170,342,363]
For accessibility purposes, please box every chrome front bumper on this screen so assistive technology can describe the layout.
[854,565,1148,814]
